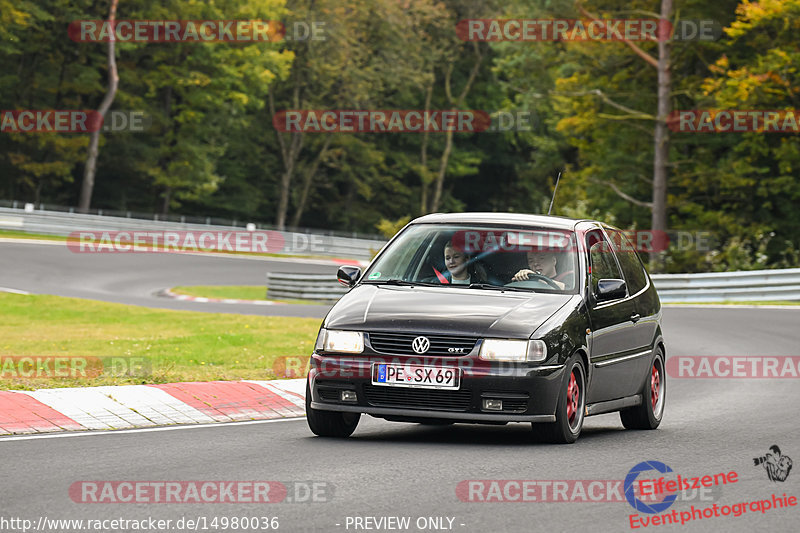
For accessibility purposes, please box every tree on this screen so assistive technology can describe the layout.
[0,0,92,206]
[268,0,450,229]
[78,0,118,213]
[679,0,800,270]
[117,0,292,215]
[572,0,671,268]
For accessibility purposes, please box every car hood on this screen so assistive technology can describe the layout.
[324,284,575,338]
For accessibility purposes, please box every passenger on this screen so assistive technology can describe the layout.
[434,240,488,285]
[511,249,572,289]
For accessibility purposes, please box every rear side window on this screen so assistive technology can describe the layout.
[586,230,622,293]
[607,229,649,295]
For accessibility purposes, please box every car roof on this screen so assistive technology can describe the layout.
[410,212,591,230]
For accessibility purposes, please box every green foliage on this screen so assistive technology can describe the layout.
[376,216,411,239]
[1,1,798,272]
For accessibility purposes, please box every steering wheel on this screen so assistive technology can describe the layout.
[507,273,562,290]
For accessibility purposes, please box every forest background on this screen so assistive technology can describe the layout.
[1,0,798,273]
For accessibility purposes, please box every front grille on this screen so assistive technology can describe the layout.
[364,384,471,411]
[367,332,478,356]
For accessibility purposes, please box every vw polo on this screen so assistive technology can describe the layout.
[305,213,666,443]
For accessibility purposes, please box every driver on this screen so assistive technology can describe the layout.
[511,250,571,289]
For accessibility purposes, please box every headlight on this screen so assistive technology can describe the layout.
[316,329,364,353]
[479,339,547,362]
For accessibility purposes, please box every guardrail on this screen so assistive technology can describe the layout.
[0,206,386,260]
[0,200,387,240]
[265,268,800,303]
[650,268,800,302]
[266,272,349,302]
[5,205,796,303]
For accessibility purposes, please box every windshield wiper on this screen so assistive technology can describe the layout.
[364,279,438,287]
[467,283,531,292]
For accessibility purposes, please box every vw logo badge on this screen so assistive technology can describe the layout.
[411,336,430,354]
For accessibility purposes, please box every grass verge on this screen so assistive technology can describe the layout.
[172,285,269,301]
[0,229,68,241]
[0,293,320,390]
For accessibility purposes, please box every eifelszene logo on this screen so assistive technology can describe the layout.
[753,445,793,482]
[625,461,677,514]
[624,460,736,515]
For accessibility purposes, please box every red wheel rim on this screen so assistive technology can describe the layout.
[566,370,580,424]
[651,364,660,409]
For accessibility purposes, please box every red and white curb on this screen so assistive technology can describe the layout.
[159,288,285,306]
[0,379,306,435]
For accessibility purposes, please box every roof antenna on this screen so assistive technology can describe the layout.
[547,171,562,215]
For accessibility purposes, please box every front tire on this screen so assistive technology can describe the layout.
[620,347,665,430]
[535,354,586,444]
[305,382,360,437]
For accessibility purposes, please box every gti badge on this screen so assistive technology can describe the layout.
[412,336,430,354]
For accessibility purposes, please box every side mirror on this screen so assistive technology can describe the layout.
[596,278,627,302]
[337,266,362,287]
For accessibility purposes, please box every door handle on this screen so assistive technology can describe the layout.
[630,313,641,323]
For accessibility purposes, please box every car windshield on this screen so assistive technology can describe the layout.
[362,223,578,293]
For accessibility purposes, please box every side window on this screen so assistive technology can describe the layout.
[607,229,649,295]
[586,230,623,294]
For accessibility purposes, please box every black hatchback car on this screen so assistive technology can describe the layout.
[305,213,666,443]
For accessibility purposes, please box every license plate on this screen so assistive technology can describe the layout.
[372,363,460,389]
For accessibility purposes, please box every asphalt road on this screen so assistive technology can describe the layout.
[2,307,798,532]
[0,240,333,317]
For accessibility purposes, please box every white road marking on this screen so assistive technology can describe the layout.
[97,385,217,425]
[0,287,31,295]
[0,416,306,443]
[0,238,63,246]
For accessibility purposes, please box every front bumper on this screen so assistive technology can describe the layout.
[308,353,566,423]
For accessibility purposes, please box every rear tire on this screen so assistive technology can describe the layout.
[534,354,586,444]
[305,382,360,437]
[620,347,665,430]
